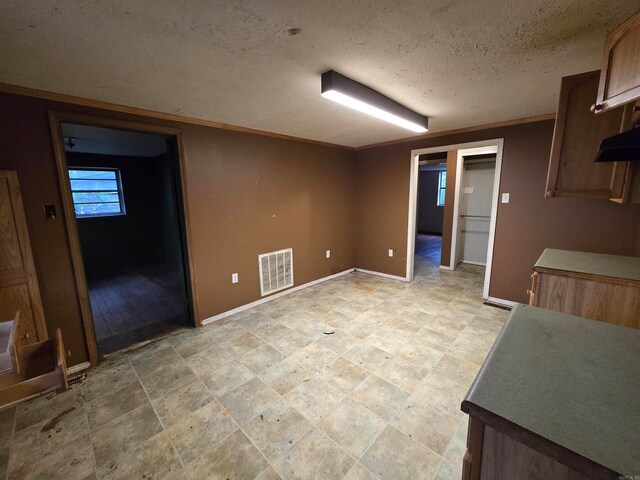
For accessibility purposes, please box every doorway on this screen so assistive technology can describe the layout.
[50,114,195,362]
[406,139,504,304]
[455,151,497,267]
[414,152,448,273]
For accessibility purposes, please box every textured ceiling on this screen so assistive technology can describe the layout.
[1,1,638,147]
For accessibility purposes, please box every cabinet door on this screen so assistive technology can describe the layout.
[0,170,47,346]
[595,10,640,112]
[545,71,625,199]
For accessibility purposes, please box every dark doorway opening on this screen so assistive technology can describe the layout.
[415,152,447,270]
[62,123,192,355]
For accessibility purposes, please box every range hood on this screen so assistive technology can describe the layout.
[594,127,640,163]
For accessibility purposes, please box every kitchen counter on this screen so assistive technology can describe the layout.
[461,304,640,479]
[534,248,640,282]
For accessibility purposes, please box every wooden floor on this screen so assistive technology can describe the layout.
[88,270,187,354]
[415,233,442,264]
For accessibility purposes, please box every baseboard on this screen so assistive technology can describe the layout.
[355,268,408,282]
[201,268,356,325]
[439,265,454,271]
[67,361,91,375]
[484,296,517,309]
[461,260,486,266]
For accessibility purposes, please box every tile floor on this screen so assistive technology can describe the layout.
[0,250,509,480]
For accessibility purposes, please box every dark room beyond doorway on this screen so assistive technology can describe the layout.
[62,123,191,355]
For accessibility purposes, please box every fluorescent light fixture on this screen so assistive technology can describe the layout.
[321,70,428,133]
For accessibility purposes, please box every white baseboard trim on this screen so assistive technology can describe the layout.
[484,296,518,308]
[355,268,408,282]
[67,361,91,375]
[201,268,356,326]
[461,260,486,267]
[439,265,454,271]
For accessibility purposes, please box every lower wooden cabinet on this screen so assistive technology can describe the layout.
[528,249,640,330]
[462,417,593,480]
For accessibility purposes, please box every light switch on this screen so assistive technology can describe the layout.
[326,250,331,258]
[464,187,474,194]
[231,273,238,284]
[388,249,394,257]
[501,193,510,203]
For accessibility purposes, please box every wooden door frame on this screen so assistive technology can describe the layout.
[48,111,199,366]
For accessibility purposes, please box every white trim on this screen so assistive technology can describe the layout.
[408,138,504,302]
[356,268,408,282]
[484,296,517,308]
[201,268,355,325]
[450,150,464,267]
[405,153,420,281]
[67,361,91,375]
[482,139,504,301]
[460,260,487,267]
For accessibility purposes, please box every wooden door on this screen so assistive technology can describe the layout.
[0,171,47,346]
[545,71,625,199]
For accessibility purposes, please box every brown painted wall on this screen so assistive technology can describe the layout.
[0,92,356,366]
[440,150,458,268]
[354,120,640,302]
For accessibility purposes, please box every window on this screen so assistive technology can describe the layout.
[68,168,126,218]
[437,171,446,206]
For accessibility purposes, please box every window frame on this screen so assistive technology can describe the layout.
[436,170,446,206]
[68,166,127,218]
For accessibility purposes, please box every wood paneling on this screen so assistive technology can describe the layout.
[480,426,591,480]
[0,171,47,347]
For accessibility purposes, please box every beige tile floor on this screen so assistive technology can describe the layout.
[0,252,509,480]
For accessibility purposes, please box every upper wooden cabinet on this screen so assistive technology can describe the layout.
[545,71,625,199]
[595,10,640,113]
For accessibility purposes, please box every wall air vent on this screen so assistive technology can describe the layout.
[258,248,294,296]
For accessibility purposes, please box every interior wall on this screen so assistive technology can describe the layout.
[417,170,444,235]
[0,91,356,366]
[67,152,166,280]
[354,120,640,303]
[440,150,458,268]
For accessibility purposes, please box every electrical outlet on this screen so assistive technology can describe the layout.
[501,193,510,203]
[388,249,394,257]
[326,250,331,258]
[231,273,238,284]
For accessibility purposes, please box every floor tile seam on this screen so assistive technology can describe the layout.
[165,365,241,476]
[4,406,17,480]
[91,357,171,474]
[81,413,101,480]
[217,377,283,425]
[357,423,444,478]
[387,409,458,460]
[276,424,361,479]
[238,412,314,478]
[136,357,199,401]
[8,395,90,471]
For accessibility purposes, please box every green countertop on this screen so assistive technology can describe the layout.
[534,248,640,282]
[463,304,640,477]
